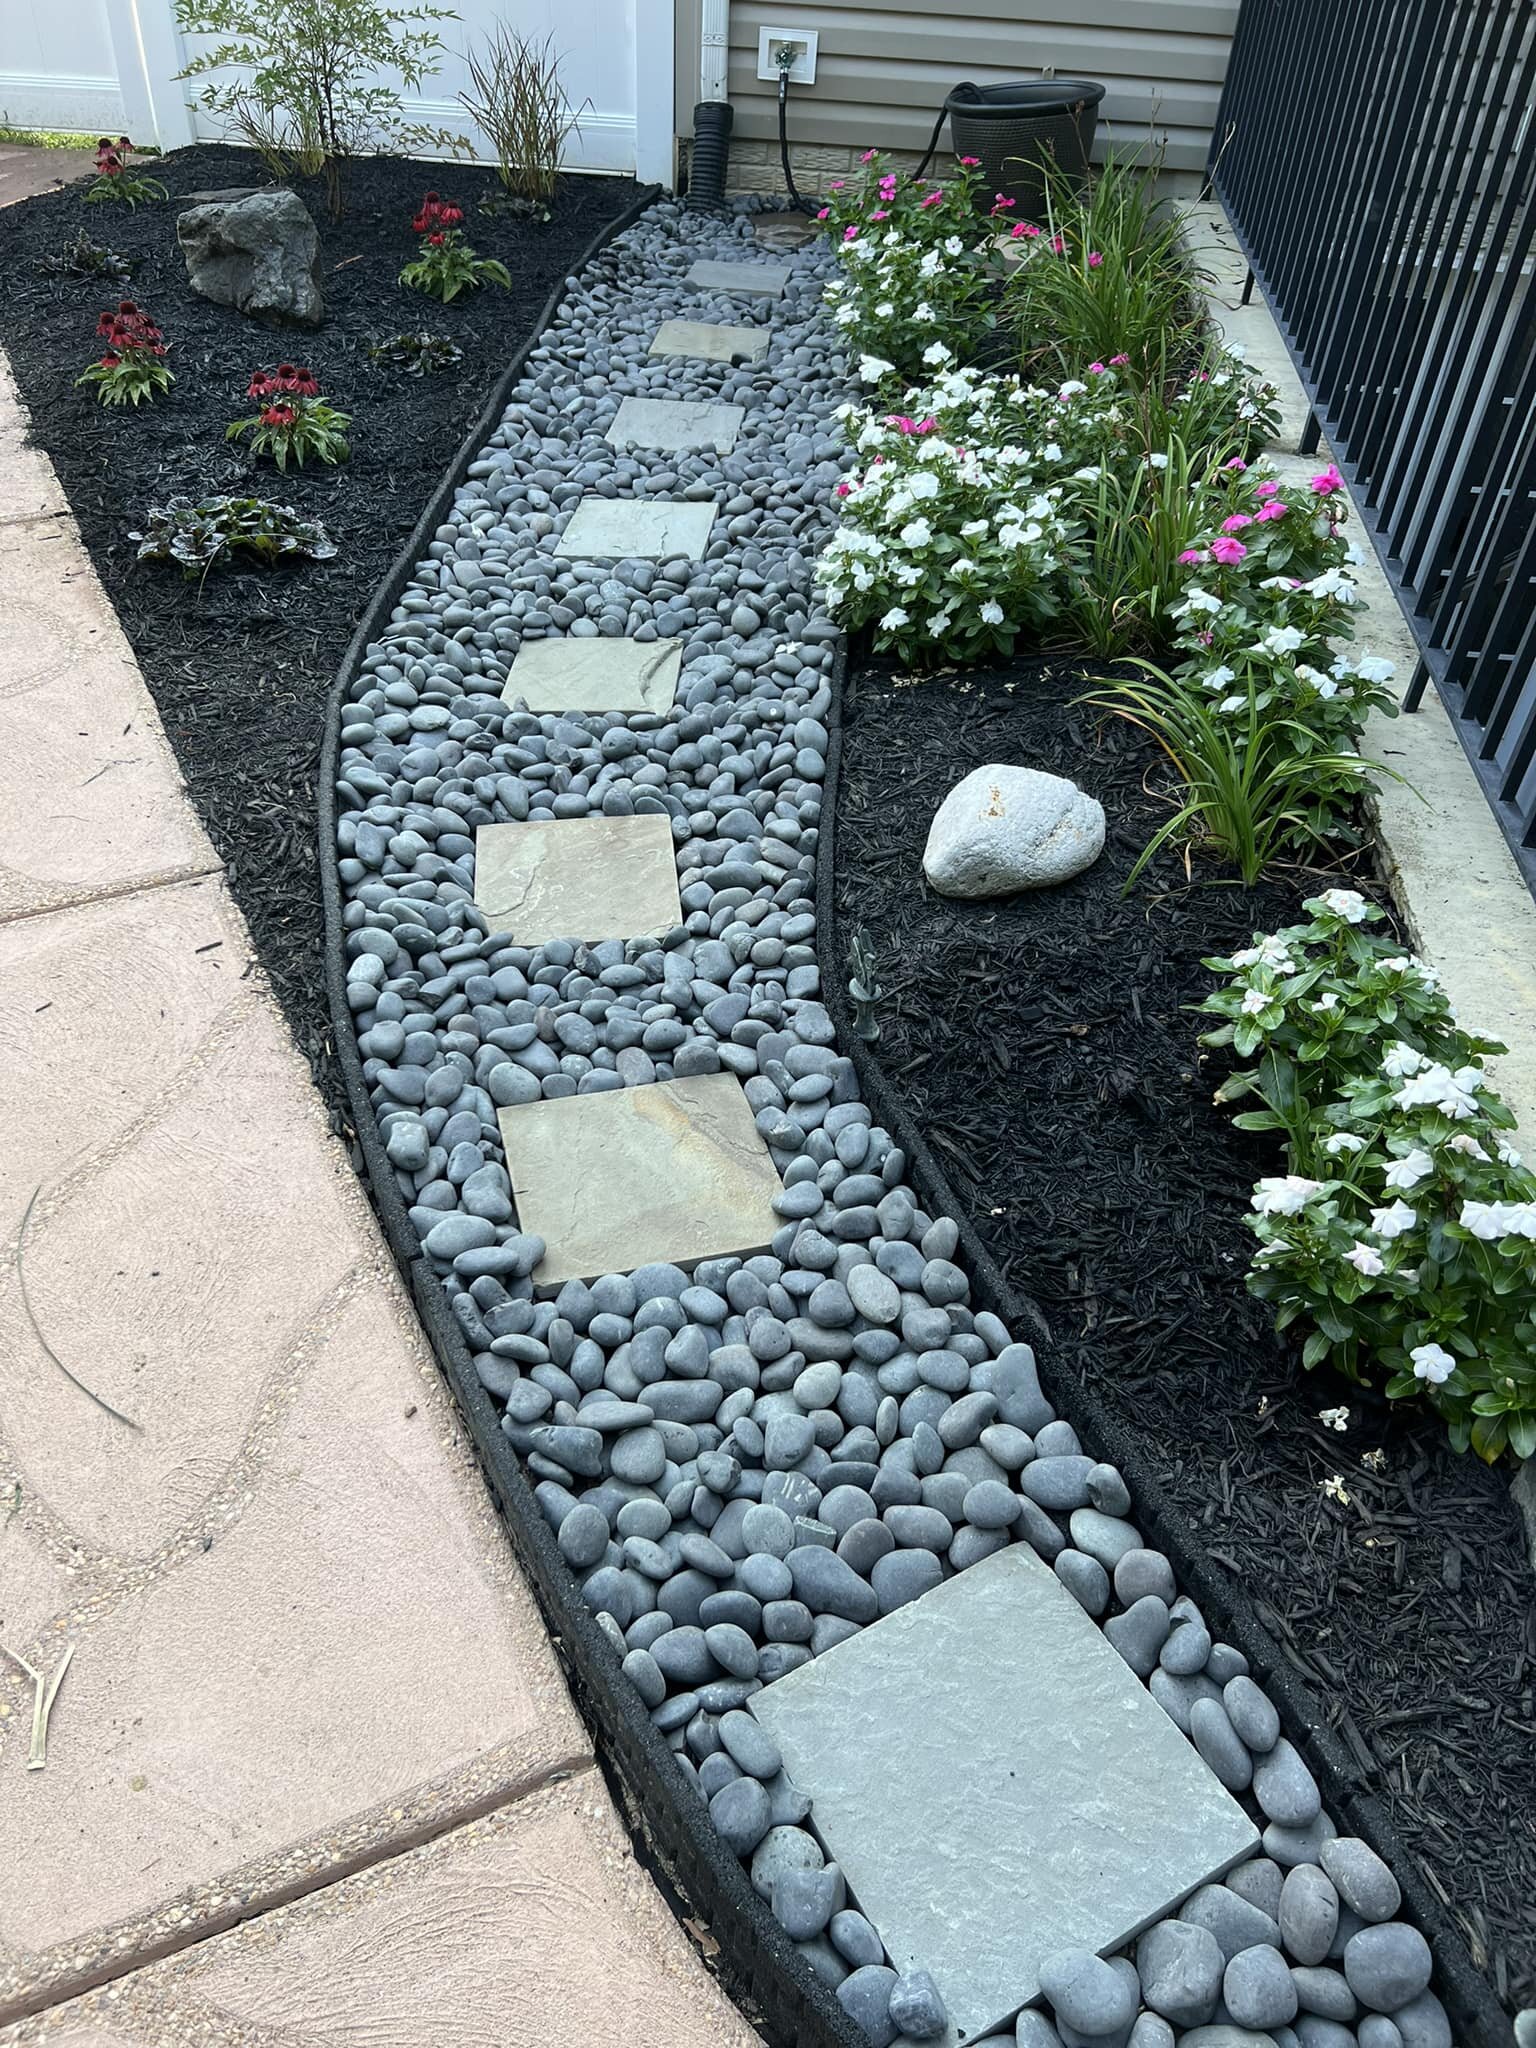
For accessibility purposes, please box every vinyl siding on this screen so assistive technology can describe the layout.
[673,0,1238,174]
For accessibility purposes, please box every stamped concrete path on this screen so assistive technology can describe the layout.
[0,354,754,2043]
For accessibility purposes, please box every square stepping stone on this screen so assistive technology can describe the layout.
[559,496,717,562]
[748,1546,1259,2042]
[607,396,745,455]
[473,814,681,945]
[498,1072,783,1286]
[502,638,682,717]
[686,258,790,298]
[650,319,770,365]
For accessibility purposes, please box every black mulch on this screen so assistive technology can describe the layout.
[0,145,640,1122]
[831,651,1536,2014]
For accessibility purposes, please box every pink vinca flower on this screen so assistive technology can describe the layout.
[1210,536,1248,566]
[1220,514,1254,532]
[843,225,859,241]
[1087,362,1107,375]
[1109,352,1129,366]
[1224,456,1248,471]
[1254,480,1280,500]
[835,482,851,497]
[870,209,889,220]
[1087,250,1103,268]
[1255,500,1288,522]
[1311,464,1344,495]
[816,208,829,220]
[860,149,877,163]
[920,191,943,208]
[959,156,980,166]
[1178,549,1208,564]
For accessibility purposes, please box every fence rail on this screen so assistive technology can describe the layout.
[1207,0,1536,890]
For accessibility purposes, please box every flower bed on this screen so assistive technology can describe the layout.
[0,143,640,1094]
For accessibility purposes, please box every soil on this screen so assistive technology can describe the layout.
[0,144,640,1120]
[830,651,1536,2014]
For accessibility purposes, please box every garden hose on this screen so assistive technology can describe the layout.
[777,62,811,213]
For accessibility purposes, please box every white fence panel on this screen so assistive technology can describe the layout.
[2,0,674,181]
[1,0,125,135]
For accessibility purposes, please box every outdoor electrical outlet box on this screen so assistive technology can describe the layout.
[757,27,818,85]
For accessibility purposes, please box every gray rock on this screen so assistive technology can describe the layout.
[750,1822,823,1899]
[830,1907,884,1968]
[786,1543,879,1623]
[1015,2018,1066,2048]
[1037,1949,1137,2037]
[1225,1945,1299,2029]
[1137,1916,1224,2026]
[1289,1966,1356,2022]
[771,1861,842,1939]
[1318,1838,1401,1924]
[177,188,324,325]
[1279,1863,1339,1966]
[1128,2018,1175,2048]
[1181,1883,1282,1962]
[1341,1923,1432,2013]
[1224,1676,1281,1754]
[1190,1697,1255,1793]
[1252,1740,1321,1827]
[1104,1594,1171,1676]
[923,765,1105,897]
[1227,1859,1285,1922]
[870,1545,943,1613]
[719,1708,781,1780]
[838,1965,899,2048]
[1178,2031,1283,2048]
[1390,1990,1452,2048]
[1358,2019,1404,2048]
[709,1773,772,1855]
[888,1968,949,2041]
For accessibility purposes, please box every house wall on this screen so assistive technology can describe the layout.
[673,0,1238,194]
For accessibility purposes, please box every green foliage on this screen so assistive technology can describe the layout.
[173,0,455,215]
[398,203,510,302]
[76,300,172,406]
[131,495,337,573]
[367,330,464,374]
[1060,438,1211,656]
[456,25,585,206]
[1200,893,1536,1460]
[227,395,351,469]
[83,137,167,207]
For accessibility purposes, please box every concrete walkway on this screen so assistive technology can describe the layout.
[0,355,755,2042]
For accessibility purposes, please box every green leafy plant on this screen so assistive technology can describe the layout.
[398,192,510,302]
[37,230,135,281]
[226,363,350,469]
[456,25,586,209]
[1080,663,1389,885]
[1199,891,1536,1460]
[1061,438,1212,656]
[847,930,886,1041]
[131,495,338,574]
[74,301,173,407]
[83,135,168,207]
[173,0,454,216]
[368,330,464,375]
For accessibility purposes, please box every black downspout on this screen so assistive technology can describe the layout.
[687,99,734,210]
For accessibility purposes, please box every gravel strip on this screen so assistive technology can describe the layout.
[331,197,1463,2048]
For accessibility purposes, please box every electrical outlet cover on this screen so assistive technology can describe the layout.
[756,26,818,85]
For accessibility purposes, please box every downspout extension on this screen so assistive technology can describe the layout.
[688,0,733,210]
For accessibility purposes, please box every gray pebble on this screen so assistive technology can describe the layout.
[1290,1966,1357,2022]
[888,1969,949,2042]
[1342,1922,1432,2013]
[750,1823,823,1900]
[1279,1864,1339,1966]
[830,1908,884,1967]
[772,1862,842,1939]
[1180,1882,1282,1961]
[1319,1838,1401,1924]
[837,1965,898,2048]
[1137,1916,1224,2027]
[719,1709,781,1780]
[1189,1696,1255,1792]
[1253,1739,1321,1827]
[1224,1676,1281,1754]
[709,1774,772,1855]
[871,1546,943,1614]
[1037,1949,1137,2038]
[1225,1944,1300,2029]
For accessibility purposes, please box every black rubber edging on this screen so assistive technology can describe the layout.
[317,186,870,2048]
[816,651,1516,2048]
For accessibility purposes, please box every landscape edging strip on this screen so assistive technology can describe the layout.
[815,649,1515,2048]
[317,185,871,2048]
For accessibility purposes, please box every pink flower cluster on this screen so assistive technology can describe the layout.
[882,414,938,435]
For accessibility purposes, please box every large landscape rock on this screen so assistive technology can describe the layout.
[177,189,324,327]
[923,763,1105,898]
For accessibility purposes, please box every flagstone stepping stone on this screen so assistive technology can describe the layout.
[747,1546,1257,2043]
[558,496,717,561]
[606,395,745,455]
[502,636,682,716]
[650,319,770,364]
[473,814,681,944]
[498,1072,783,1286]
[686,257,790,297]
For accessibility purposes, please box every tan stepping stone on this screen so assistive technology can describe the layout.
[558,496,717,562]
[650,319,770,365]
[749,1544,1259,2041]
[0,1779,759,2046]
[503,636,682,716]
[499,1072,782,1286]
[474,813,681,944]
[606,395,745,455]
[686,257,790,297]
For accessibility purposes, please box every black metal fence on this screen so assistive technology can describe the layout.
[1207,0,1536,888]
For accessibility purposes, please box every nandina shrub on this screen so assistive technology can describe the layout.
[398,192,512,302]
[83,136,168,207]
[226,364,351,469]
[75,301,173,406]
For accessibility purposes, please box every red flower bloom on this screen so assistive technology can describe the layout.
[428,231,445,246]
[412,191,462,236]
[259,404,297,427]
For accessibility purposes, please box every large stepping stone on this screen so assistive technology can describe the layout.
[686,258,790,298]
[473,814,681,944]
[749,1545,1259,2042]
[650,319,770,365]
[607,395,745,455]
[498,1072,783,1286]
[559,496,717,562]
[502,637,681,716]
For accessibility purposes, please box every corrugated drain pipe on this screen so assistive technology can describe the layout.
[688,0,733,209]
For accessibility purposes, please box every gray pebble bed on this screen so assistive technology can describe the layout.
[332,199,1454,2048]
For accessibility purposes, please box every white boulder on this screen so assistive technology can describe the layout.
[922,764,1105,898]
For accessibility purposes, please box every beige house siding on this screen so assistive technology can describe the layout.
[673,0,1237,191]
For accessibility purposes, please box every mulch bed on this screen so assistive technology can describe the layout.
[0,144,639,1121]
[830,651,1536,2014]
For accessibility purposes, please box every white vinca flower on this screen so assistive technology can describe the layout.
[1176,587,1224,619]
[899,518,933,548]
[1220,694,1247,715]
[1447,1132,1488,1159]
[1318,887,1368,923]
[1410,1342,1457,1386]
[1312,992,1339,1013]
[979,600,1005,625]
[1369,1199,1418,1240]
[1260,625,1305,656]
[1205,664,1237,692]
[1319,1406,1350,1431]
[1394,1062,1481,1119]
[1240,987,1272,1015]
[1344,1242,1384,1276]
[1382,1148,1433,1190]
[1380,1041,1424,1079]
[1354,654,1396,684]
[1325,1132,1366,1155]
[858,354,894,382]
[879,607,909,631]
[1252,1175,1322,1216]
